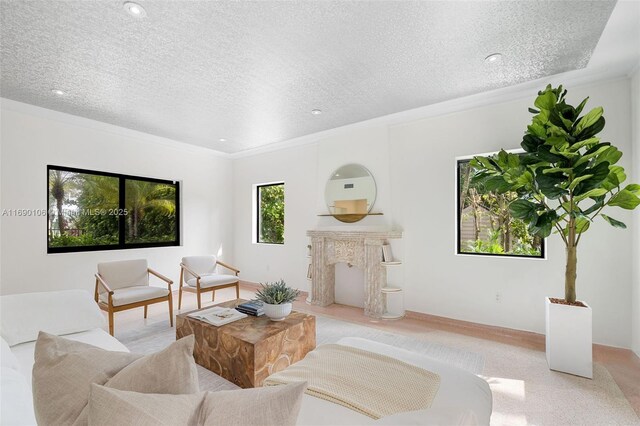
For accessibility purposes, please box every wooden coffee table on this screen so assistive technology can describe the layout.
[176,299,316,388]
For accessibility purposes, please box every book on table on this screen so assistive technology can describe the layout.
[187,307,247,326]
[236,301,264,316]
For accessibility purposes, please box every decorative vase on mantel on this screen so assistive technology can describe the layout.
[254,280,300,322]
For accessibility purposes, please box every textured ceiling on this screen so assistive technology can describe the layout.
[0,1,616,153]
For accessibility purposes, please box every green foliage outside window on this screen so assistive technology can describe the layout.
[125,179,177,244]
[458,160,543,257]
[258,184,284,244]
[75,174,120,245]
[47,167,178,251]
[470,85,640,303]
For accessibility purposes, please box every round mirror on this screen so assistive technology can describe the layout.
[324,164,377,223]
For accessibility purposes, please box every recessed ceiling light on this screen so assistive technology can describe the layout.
[311,109,322,115]
[484,53,502,63]
[51,89,65,95]
[219,138,227,143]
[123,2,146,18]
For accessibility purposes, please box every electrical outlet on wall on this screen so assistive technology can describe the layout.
[495,292,501,302]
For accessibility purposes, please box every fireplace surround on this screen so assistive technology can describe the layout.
[306,229,402,318]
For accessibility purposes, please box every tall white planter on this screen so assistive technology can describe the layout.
[545,297,592,379]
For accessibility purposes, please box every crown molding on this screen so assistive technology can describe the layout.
[0,98,231,159]
[230,64,634,160]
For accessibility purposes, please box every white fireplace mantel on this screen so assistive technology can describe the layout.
[306,229,402,318]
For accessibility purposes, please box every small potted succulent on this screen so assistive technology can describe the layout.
[255,280,301,321]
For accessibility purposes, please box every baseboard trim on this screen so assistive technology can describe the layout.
[238,280,638,359]
[404,309,545,346]
[240,280,543,345]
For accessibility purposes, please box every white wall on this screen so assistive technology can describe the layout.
[233,143,319,289]
[0,106,3,290]
[390,78,632,348]
[1,78,635,350]
[0,101,235,295]
[631,67,640,357]
[233,78,634,348]
[233,125,398,309]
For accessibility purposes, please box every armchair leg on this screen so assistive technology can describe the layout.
[235,283,240,299]
[168,293,174,327]
[212,289,215,302]
[178,287,183,310]
[197,292,202,310]
[108,310,114,336]
[144,305,148,319]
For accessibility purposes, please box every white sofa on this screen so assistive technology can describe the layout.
[0,290,491,425]
[1,290,127,425]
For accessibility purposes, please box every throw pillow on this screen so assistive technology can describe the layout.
[87,381,307,426]
[32,332,199,426]
[198,382,307,426]
[88,384,204,426]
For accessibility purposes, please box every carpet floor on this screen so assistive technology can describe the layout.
[119,314,484,392]
[399,327,639,426]
[117,307,639,425]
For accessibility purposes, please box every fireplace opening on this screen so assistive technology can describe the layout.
[334,263,365,308]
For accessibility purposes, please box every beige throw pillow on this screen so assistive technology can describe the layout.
[199,382,307,426]
[32,332,199,426]
[88,385,204,426]
[88,382,307,426]
[104,334,199,394]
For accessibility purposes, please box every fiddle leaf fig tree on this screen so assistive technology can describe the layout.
[470,85,640,304]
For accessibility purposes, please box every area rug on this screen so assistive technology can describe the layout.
[118,313,484,391]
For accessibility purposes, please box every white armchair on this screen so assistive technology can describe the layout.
[95,259,173,336]
[179,256,240,309]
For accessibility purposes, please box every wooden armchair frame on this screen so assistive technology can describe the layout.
[94,267,173,336]
[179,260,240,309]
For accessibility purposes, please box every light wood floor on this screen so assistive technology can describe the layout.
[113,283,640,419]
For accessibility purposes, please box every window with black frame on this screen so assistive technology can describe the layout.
[256,183,284,244]
[47,165,179,253]
[457,157,544,258]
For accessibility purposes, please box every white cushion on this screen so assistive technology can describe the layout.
[0,290,106,346]
[1,366,37,426]
[338,338,492,425]
[295,338,492,425]
[11,329,129,392]
[182,256,217,282]
[372,407,478,425]
[99,285,169,307]
[186,274,238,289]
[97,259,149,291]
[1,337,20,371]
